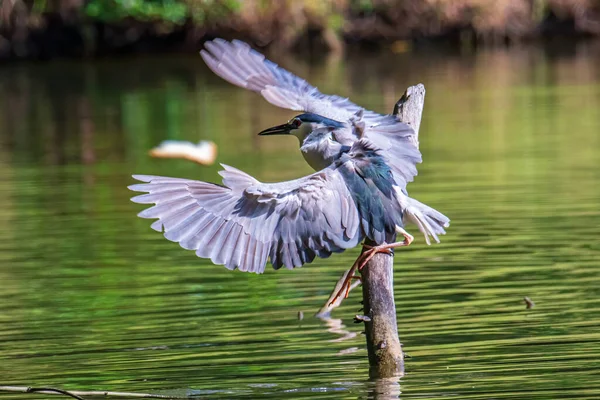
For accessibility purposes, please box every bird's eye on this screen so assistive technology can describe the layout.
[290,118,302,128]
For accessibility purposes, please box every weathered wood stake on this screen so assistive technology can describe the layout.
[361,83,426,378]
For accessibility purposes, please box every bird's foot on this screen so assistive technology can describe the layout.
[361,244,394,254]
[358,231,414,271]
[396,227,415,246]
[327,230,414,306]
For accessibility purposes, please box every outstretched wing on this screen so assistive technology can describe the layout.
[200,38,421,190]
[201,39,400,127]
[129,165,362,273]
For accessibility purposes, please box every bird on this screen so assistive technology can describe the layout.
[130,140,411,276]
[200,38,449,246]
[130,38,449,299]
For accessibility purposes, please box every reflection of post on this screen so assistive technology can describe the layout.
[361,84,426,378]
[372,376,402,400]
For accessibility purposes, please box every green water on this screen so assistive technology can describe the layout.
[1,43,600,399]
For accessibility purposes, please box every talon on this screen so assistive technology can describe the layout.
[396,226,414,246]
[328,229,414,306]
[357,245,392,270]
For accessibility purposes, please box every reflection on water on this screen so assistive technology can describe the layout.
[1,42,600,399]
[319,316,358,345]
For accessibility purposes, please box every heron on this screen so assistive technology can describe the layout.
[199,39,449,245]
[129,39,449,299]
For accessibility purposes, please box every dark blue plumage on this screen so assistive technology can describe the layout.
[336,140,403,245]
[296,113,345,128]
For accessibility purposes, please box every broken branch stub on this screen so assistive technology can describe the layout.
[393,83,426,149]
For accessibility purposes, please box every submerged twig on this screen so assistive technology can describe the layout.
[0,386,182,399]
[27,388,86,400]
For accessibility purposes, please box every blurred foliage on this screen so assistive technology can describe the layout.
[2,0,242,26]
[350,0,375,12]
[185,0,241,24]
[85,0,188,24]
[84,0,242,24]
[2,0,600,61]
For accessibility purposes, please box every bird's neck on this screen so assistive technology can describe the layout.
[300,143,331,171]
[300,132,344,171]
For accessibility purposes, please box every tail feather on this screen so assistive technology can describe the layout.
[394,187,449,245]
[406,197,449,245]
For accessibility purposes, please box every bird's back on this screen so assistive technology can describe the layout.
[335,140,403,245]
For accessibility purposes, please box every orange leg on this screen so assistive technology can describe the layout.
[328,228,414,306]
[329,257,362,306]
[357,232,413,271]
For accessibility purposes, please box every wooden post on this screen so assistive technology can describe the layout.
[361,84,426,378]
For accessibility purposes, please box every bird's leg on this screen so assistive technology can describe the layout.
[328,228,413,306]
[329,258,363,306]
[357,227,414,271]
[343,275,362,298]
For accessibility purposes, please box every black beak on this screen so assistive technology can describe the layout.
[258,123,292,136]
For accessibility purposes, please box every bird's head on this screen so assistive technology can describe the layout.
[258,113,344,141]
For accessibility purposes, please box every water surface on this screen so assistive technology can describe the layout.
[1,43,600,399]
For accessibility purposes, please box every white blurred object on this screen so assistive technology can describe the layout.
[149,140,217,165]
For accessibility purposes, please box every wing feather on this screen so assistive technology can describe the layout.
[130,139,405,273]
[201,39,404,126]
[201,38,421,190]
[130,165,363,273]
